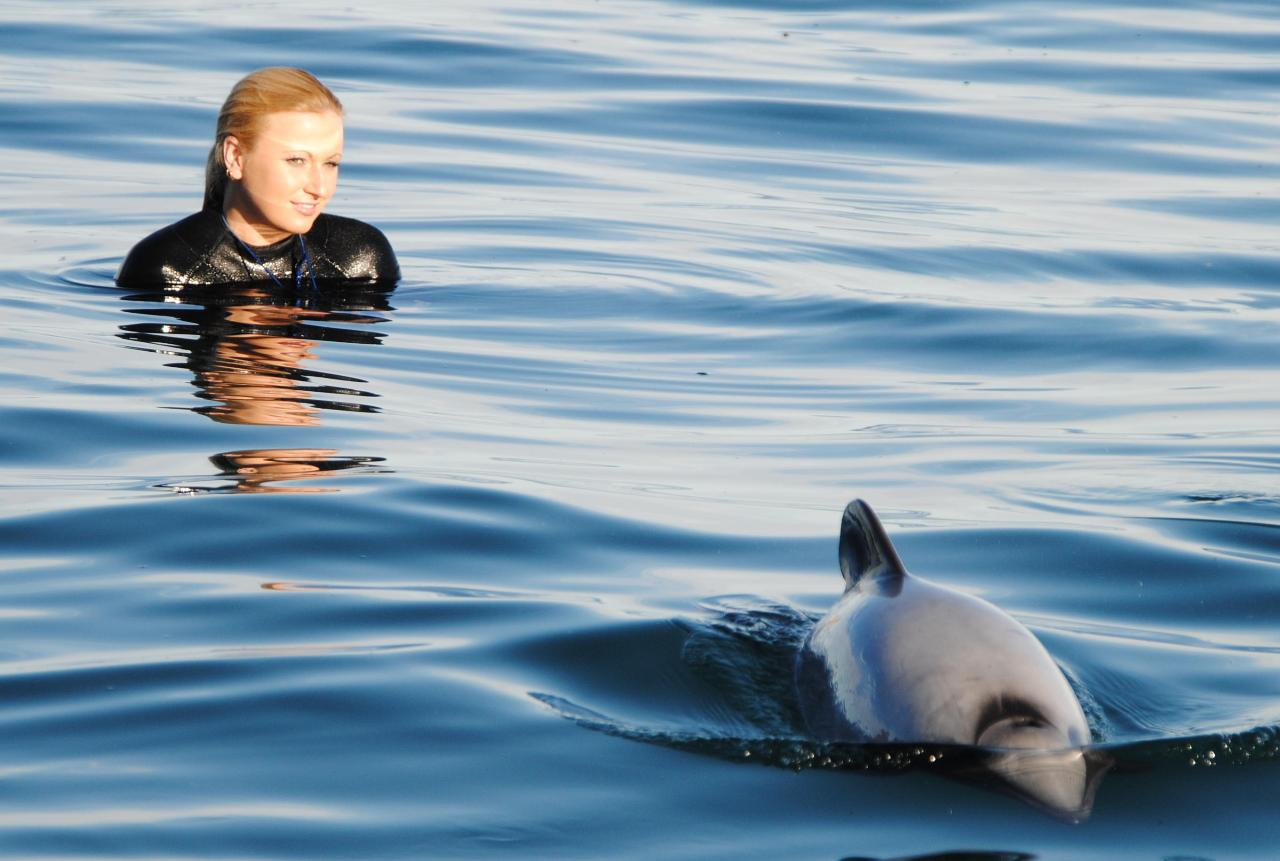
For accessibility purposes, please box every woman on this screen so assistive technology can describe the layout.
[118,67,399,287]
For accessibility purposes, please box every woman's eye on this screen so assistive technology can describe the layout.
[326,161,341,169]
[286,157,306,166]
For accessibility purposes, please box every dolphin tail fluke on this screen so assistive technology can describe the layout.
[839,499,909,591]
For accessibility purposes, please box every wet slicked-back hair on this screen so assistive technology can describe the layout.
[203,67,344,211]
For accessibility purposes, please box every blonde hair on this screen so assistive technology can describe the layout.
[203,67,344,211]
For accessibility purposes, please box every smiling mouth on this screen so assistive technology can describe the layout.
[292,202,319,215]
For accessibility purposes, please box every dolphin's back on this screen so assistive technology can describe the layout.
[805,575,1081,744]
[798,500,1089,748]
[794,499,1103,820]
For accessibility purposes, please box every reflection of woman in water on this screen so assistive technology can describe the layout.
[117,282,394,425]
[117,67,399,286]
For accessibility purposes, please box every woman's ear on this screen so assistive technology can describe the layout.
[223,135,245,181]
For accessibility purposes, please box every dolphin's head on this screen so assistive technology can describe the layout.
[983,744,1110,822]
[973,714,1110,822]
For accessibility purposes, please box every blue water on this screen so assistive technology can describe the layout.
[3,0,1280,857]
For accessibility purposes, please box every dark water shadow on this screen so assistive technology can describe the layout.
[842,853,1036,861]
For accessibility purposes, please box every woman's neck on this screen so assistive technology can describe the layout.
[222,197,291,247]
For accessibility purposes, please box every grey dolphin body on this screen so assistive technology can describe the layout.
[795,500,1107,820]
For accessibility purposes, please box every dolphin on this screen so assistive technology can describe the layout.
[795,500,1107,821]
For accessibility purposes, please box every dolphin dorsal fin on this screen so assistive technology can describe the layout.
[839,499,909,591]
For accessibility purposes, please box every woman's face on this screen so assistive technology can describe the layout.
[223,110,344,245]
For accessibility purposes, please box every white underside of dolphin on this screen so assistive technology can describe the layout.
[795,500,1108,821]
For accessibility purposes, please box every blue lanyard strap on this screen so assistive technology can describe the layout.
[221,214,320,292]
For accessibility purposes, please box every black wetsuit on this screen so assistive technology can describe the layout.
[117,209,399,286]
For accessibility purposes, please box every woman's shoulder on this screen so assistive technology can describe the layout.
[308,214,400,282]
[117,210,224,285]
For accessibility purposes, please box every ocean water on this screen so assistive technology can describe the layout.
[2,0,1279,857]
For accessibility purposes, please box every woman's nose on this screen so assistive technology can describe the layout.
[304,163,328,198]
